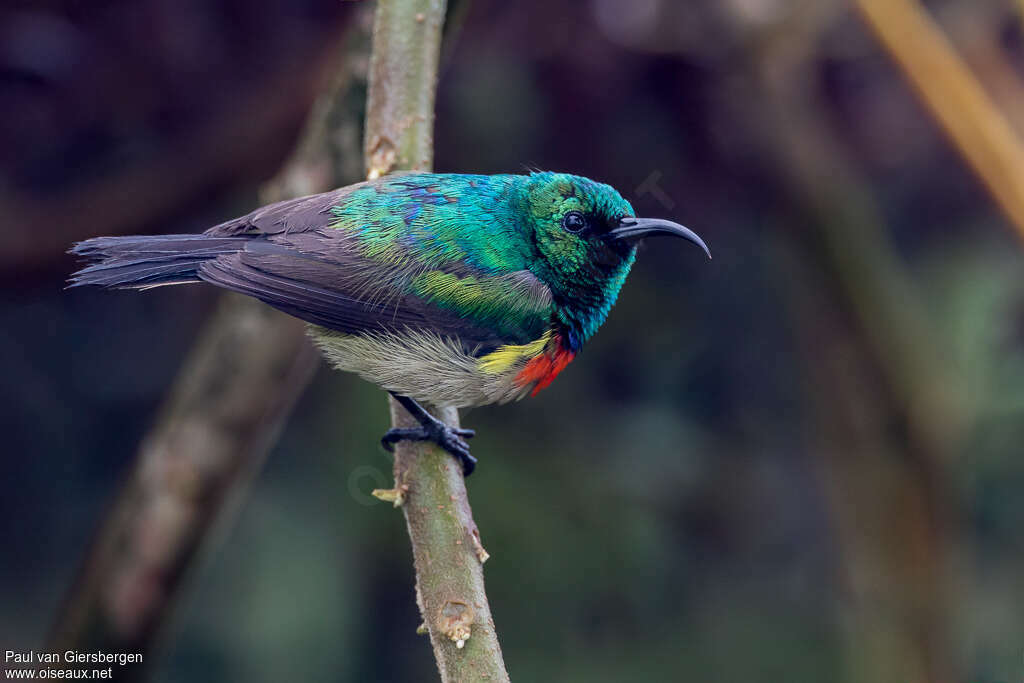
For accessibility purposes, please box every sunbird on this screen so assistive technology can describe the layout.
[70,172,710,475]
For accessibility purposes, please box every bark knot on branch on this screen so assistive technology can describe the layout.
[438,600,475,649]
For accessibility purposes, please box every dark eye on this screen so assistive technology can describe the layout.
[562,211,587,233]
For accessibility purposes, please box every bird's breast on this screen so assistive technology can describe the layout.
[309,326,575,408]
[476,330,576,396]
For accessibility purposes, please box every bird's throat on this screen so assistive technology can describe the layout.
[551,250,636,350]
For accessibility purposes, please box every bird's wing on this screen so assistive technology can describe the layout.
[204,187,362,237]
[198,183,553,354]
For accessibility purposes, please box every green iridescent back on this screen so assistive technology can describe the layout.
[327,172,637,350]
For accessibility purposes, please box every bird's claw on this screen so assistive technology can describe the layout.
[434,425,477,476]
[381,423,478,476]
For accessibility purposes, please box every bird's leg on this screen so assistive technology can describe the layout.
[382,393,477,476]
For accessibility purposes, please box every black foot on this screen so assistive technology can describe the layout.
[382,394,478,476]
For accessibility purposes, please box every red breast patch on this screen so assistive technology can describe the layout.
[514,334,576,396]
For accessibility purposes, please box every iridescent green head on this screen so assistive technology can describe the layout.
[516,172,710,348]
[520,172,637,276]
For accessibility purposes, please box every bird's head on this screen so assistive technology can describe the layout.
[517,172,710,346]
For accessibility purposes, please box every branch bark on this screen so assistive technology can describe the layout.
[47,11,372,678]
[363,1,510,681]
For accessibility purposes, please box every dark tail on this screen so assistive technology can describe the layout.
[68,234,247,289]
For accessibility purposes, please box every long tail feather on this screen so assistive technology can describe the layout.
[68,235,248,289]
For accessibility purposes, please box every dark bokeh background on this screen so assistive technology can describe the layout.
[4,0,1024,681]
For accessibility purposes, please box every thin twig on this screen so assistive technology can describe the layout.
[363,0,510,680]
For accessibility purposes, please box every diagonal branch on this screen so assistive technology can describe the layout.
[46,11,372,678]
[363,1,510,681]
[856,0,1024,243]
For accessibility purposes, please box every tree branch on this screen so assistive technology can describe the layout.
[363,1,510,680]
[47,11,372,677]
[48,297,318,677]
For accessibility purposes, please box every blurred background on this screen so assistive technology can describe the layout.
[3,0,1024,681]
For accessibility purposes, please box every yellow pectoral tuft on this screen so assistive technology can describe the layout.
[477,331,552,375]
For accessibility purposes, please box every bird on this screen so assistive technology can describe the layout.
[69,171,710,476]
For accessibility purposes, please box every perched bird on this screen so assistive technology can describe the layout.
[70,172,709,475]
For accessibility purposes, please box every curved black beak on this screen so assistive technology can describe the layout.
[609,217,711,259]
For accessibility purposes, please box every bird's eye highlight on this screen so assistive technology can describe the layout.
[562,211,587,233]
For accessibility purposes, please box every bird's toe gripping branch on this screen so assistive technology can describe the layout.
[383,393,478,476]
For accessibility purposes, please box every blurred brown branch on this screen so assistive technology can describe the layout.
[942,4,1024,137]
[856,0,1024,243]
[363,0,509,680]
[47,297,318,674]
[46,9,373,678]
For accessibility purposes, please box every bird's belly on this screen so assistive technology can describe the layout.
[308,326,533,408]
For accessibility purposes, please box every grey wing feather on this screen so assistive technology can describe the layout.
[196,234,515,352]
[204,185,365,237]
